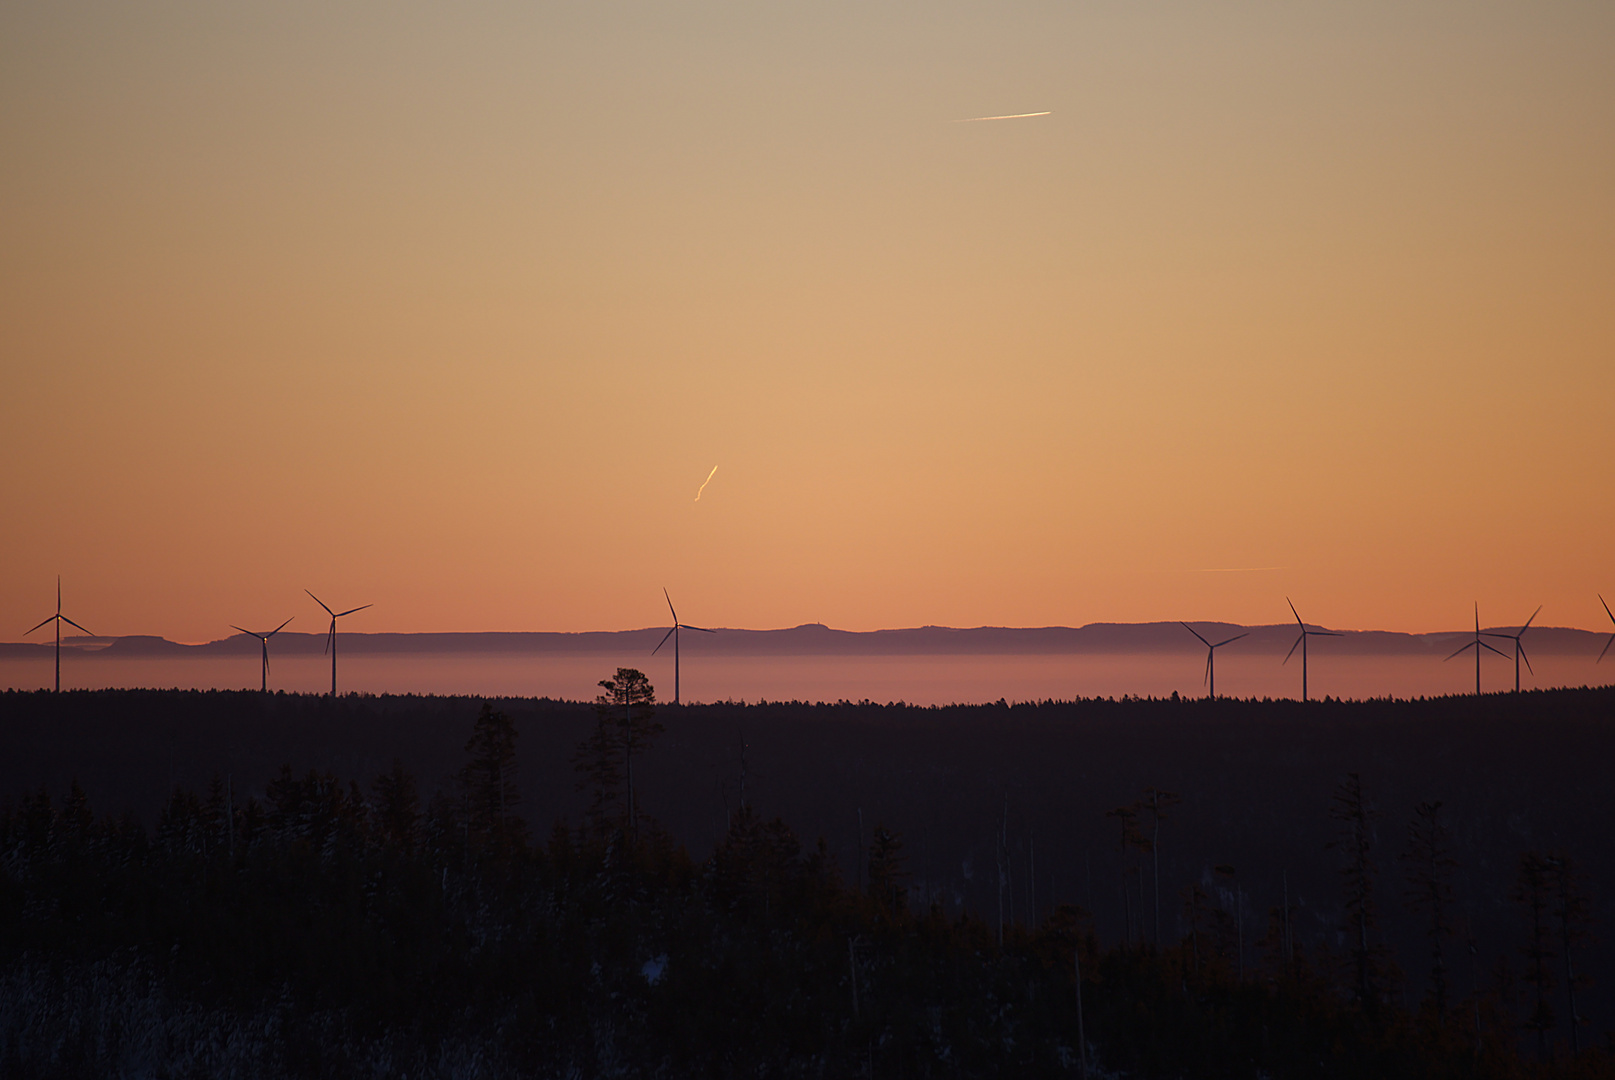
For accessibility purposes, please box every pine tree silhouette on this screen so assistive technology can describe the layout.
[460,702,523,858]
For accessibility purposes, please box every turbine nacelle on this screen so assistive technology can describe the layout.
[231,617,294,689]
[1480,605,1540,689]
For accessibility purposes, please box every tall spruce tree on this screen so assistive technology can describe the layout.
[866,824,909,919]
[1516,851,1557,1060]
[460,702,522,858]
[1329,772,1384,1018]
[373,758,421,853]
[1546,852,1592,1055]
[572,709,624,837]
[1400,799,1457,1025]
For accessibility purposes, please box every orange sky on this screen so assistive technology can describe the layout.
[3,1,1613,643]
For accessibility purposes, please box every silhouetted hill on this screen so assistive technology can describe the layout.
[3,621,1609,658]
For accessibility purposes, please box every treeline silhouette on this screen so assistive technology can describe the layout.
[0,682,1612,1076]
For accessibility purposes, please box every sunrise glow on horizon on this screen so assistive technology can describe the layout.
[2,1,1612,645]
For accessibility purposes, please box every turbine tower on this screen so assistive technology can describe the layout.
[1282,598,1340,703]
[1180,622,1247,700]
[652,588,714,705]
[1599,595,1615,664]
[1481,605,1539,693]
[231,617,294,693]
[24,577,93,693]
[1444,602,1508,696]
[306,590,371,697]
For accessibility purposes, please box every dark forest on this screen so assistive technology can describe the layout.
[1,682,1611,1077]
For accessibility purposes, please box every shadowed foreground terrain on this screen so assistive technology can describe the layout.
[0,686,1612,1077]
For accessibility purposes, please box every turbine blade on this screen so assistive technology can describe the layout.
[1286,597,1302,628]
[230,625,254,636]
[268,616,295,636]
[1444,642,1475,662]
[306,590,334,616]
[1312,630,1342,637]
[1599,633,1615,663]
[1601,594,1614,626]
[335,604,372,618]
[1518,642,1534,676]
[652,626,676,655]
[663,587,677,623]
[1283,633,1303,664]
[60,617,92,636]
[1481,641,1509,658]
[24,615,56,636]
[1203,653,1212,686]
[324,621,335,654]
[1179,622,1211,648]
[686,624,716,633]
[1213,633,1249,648]
[1521,605,1541,634]
[1479,632,1513,640]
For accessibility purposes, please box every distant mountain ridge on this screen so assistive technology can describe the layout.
[2,622,1608,658]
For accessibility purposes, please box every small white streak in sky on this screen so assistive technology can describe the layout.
[1191,566,1289,573]
[694,465,718,502]
[951,111,1051,123]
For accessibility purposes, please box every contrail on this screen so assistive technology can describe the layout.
[694,465,718,502]
[952,110,1051,123]
[1192,566,1288,573]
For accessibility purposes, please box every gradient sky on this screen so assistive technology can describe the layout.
[3,0,1612,642]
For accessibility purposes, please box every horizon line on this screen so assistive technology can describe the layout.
[13,618,1612,647]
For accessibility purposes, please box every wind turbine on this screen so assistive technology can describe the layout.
[306,590,371,697]
[1180,622,1247,700]
[1481,605,1540,693]
[231,617,294,693]
[652,588,714,705]
[24,576,93,693]
[1445,602,1508,696]
[1282,599,1340,702]
[1598,595,1615,664]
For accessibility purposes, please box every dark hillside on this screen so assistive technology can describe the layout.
[1,685,1612,1069]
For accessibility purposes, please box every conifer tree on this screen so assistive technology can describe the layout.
[573,709,624,836]
[1515,850,1556,1059]
[1545,852,1592,1055]
[866,824,908,918]
[460,702,522,858]
[61,778,92,849]
[373,758,421,853]
[1400,799,1457,1024]
[1329,772,1384,1018]
[1139,788,1180,948]
[1106,804,1140,947]
[593,669,659,840]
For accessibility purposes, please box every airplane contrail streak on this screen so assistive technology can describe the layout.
[952,111,1051,123]
[1192,566,1289,573]
[694,465,718,502]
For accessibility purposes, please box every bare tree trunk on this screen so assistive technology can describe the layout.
[1151,793,1162,947]
[1074,936,1088,1080]
[1282,870,1292,974]
[1029,833,1037,927]
[849,936,860,1020]
[996,801,1006,945]
[856,807,864,893]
